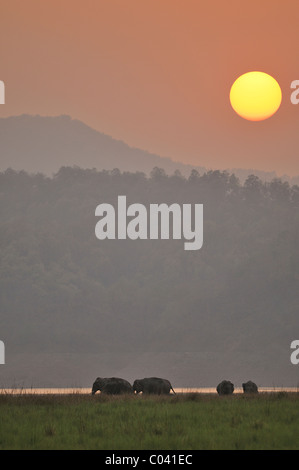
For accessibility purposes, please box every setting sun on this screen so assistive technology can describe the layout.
[229,71,282,121]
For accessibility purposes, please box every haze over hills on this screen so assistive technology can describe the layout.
[0,114,295,183]
[1,114,299,389]
[0,115,205,176]
[0,167,298,388]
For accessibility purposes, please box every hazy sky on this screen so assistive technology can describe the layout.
[1,0,299,175]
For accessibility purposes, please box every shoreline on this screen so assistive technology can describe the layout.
[0,387,298,395]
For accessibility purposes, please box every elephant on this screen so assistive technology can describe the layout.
[242,381,258,394]
[91,377,133,395]
[133,377,176,395]
[216,380,234,395]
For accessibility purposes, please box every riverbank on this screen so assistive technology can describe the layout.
[0,386,298,395]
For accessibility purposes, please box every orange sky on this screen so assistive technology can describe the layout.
[1,0,299,176]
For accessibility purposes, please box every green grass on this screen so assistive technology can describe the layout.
[0,392,298,449]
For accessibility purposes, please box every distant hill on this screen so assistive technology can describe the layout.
[0,114,296,183]
[0,114,206,176]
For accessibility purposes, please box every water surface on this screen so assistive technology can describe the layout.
[0,387,297,395]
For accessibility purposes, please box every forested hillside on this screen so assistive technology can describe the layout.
[1,166,298,386]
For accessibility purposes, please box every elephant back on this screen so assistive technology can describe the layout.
[102,380,133,394]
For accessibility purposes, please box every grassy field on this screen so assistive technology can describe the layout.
[0,392,298,450]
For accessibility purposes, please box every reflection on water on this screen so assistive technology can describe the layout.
[0,387,298,395]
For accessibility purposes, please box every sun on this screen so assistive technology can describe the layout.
[229,71,282,121]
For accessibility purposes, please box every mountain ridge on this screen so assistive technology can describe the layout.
[0,114,295,183]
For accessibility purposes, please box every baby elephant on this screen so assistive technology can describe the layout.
[133,377,176,395]
[242,381,258,394]
[216,380,234,395]
[91,377,133,395]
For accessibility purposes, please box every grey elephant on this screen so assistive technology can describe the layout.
[216,380,234,395]
[133,377,176,395]
[242,381,258,394]
[91,377,133,395]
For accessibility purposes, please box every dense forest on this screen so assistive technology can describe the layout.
[0,166,298,385]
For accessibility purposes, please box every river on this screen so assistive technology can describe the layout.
[0,387,297,395]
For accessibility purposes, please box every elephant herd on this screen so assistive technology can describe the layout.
[216,380,258,395]
[91,377,175,395]
[91,376,259,395]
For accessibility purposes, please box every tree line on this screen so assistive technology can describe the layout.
[0,166,298,363]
